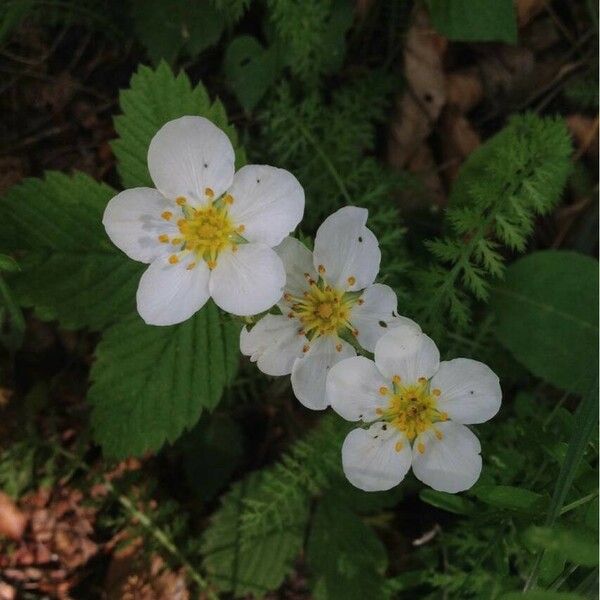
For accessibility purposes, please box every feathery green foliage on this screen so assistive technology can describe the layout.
[259,74,413,290]
[414,114,572,334]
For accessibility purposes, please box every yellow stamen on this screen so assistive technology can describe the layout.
[432,388,441,396]
[392,375,401,385]
[379,386,388,396]
[335,343,342,352]
[395,441,403,452]
[237,224,245,233]
[171,237,183,245]
[176,196,187,206]
[347,276,356,286]
[161,211,173,221]
[207,259,217,270]
[224,193,234,205]
[318,264,326,274]
[168,255,179,264]
[158,234,169,243]
[418,442,426,454]
[302,344,310,353]
[435,430,444,440]
[204,187,214,198]
[186,262,196,270]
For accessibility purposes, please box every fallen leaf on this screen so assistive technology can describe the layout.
[0,492,27,541]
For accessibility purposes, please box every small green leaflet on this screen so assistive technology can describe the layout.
[201,474,305,597]
[111,61,246,190]
[426,0,517,44]
[89,302,240,458]
[0,171,141,331]
[493,250,599,394]
[524,525,599,568]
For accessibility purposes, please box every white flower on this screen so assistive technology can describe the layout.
[327,323,501,493]
[240,206,417,410]
[103,116,305,325]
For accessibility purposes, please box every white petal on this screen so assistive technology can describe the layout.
[374,324,440,383]
[350,284,421,352]
[290,336,355,410]
[226,165,305,247]
[313,206,381,291]
[240,314,305,376]
[327,356,389,422]
[102,188,176,263]
[209,243,285,316]
[412,422,482,493]
[136,257,210,326]
[342,424,412,492]
[147,116,234,204]
[430,359,502,424]
[275,236,316,299]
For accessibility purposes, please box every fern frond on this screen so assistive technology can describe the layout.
[239,414,351,535]
[414,113,572,334]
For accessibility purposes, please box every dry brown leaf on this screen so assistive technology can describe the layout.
[439,109,481,183]
[566,114,599,161]
[388,9,447,169]
[445,68,484,113]
[516,0,547,28]
[0,492,27,541]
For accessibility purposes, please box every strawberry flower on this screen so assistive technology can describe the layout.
[326,323,502,493]
[240,206,416,410]
[103,116,305,325]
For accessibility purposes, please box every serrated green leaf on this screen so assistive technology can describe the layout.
[111,62,245,190]
[201,474,305,597]
[0,171,141,330]
[426,0,517,43]
[307,495,387,600]
[492,250,599,394]
[525,525,599,567]
[89,301,240,457]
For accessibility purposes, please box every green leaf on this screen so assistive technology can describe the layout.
[179,414,244,501]
[201,474,305,597]
[131,0,224,64]
[0,254,19,273]
[307,495,388,600]
[474,485,545,513]
[525,525,599,567]
[88,302,240,457]
[492,250,599,394]
[0,172,141,330]
[500,592,586,600]
[420,489,474,515]
[224,36,282,112]
[426,0,517,44]
[111,62,245,190]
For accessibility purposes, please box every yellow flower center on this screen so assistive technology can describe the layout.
[377,377,447,442]
[286,277,359,340]
[158,192,243,269]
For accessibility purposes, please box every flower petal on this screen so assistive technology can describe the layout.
[209,243,285,316]
[313,206,380,291]
[430,359,502,424]
[374,323,440,383]
[412,422,482,493]
[291,336,355,410]
[240,314,305,376]
[102,188,176,263]
[226,165,305,247]
[342,423,412,492]
[136,257,210,326]
[327,356,389,422]
[350,284,420,352]
[275,236,316,299]
[147,116,234,204]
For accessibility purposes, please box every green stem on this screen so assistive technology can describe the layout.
[54,447,217,599]
[292,116,353,205]
[560,490,598,515]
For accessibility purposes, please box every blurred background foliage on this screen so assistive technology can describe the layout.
[0,0,597,598]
